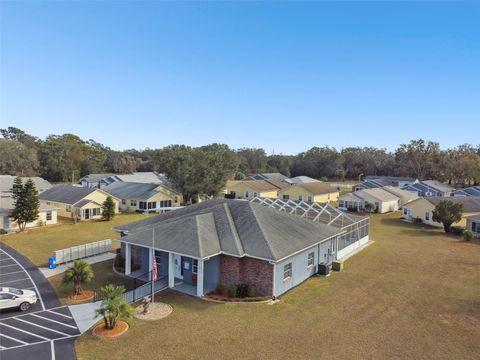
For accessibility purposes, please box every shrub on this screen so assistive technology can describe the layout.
[228,286,237,298]
[463,230,473,241]
[114,253,125,269]
[246,284,257,297]
[450,226,464,235]
[320,176,328,182]
[0,229,7,235]
[412,217,423,224]
[215,283,225,295]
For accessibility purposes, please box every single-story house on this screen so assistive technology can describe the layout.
[279,182,339,203]
[282,176,321,185]
[0,175,52,196]
[79,172,176,191]
[402,180,455,197]
[402,197,480,228]
[102,181,182,213]
[78,173,116,188]
[363,176,416,188]
[226,179,289,200]
[452,186,480,197]
[0,197,58,231]
[339,188,400,213]
[245,173,289,181]
[354,178,392,191]
[39,185,120,221]
[466,215,480,238]
[115,199,347,298]
[382,186,419,207]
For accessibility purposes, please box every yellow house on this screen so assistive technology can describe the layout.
[39,185,120,221]
[403,197,480,228]
[102,181,182,212]
[279,183,339,203]
[226,179,289,200]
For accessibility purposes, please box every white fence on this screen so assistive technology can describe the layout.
[54,239,112,264]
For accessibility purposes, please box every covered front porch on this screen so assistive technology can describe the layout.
[122,243,219,297]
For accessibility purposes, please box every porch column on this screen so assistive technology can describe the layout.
[148,247,153,281]
[168,252,175,288]
[125,244,131,275]
[196,259,204,297]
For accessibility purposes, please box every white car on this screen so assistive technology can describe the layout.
[0,287,37,311]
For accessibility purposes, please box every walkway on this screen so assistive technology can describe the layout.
[39,252,116,278]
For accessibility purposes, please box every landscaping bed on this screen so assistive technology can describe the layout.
[93,321,129,338]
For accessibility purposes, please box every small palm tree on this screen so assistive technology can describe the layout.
[95,284,133,330]
[63,259,94,295]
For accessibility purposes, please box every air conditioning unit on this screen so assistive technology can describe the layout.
[318,263,330,276]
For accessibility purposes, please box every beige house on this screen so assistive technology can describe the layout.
[226,179,289,200]
[0,197,58,231]
[39,185,120,221]
[466,215,480,237]
[103,181,182,212]
[403,197,480,228]
[279,183,339,203]
[339,188,400,213]
[382,186,419,207]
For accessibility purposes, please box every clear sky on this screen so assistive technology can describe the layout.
[1,1,479,154]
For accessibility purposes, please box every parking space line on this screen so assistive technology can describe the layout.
[0,264,19,268]
[0,333,29,345]
[46,310,72,319]
[0,322,50,341]
[0,249,45,310]
[0,335,78,353]
[13,318,71,337]
[30,314,78,329]
[0,258,13,262]
[0,307,70,322]
[0,277,30,285]
[51,340,55,360]
[0,270,25,276]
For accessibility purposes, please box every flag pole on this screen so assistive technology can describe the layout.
[151,227,155,304]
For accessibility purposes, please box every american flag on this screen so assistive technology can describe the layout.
[152,259,157,282]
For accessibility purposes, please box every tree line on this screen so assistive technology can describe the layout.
[1,127,479,197]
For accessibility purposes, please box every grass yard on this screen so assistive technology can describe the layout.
[48,260,135,305]
[75,213,480,360]
[0,213,148,266]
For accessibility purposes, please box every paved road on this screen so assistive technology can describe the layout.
[0,244,79,360]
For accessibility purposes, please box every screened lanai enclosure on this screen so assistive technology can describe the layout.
[250,197,370,260]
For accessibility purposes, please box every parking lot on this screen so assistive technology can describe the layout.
[0,245,79,360]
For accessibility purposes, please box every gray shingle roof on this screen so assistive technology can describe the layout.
[424,196,480,213]
[0,175,52,193]
[102,182,160,200]
[80,173,116,183]
[115,199,343,262]
[39,185,97,205]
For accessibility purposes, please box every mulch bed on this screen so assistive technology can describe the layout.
[205,294,270,303]
[68,290,94,302]
[93,321,129,338]
[133,302,173,321]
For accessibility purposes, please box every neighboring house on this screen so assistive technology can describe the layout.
[245,173,289,181]
[0,175,52,197]
[78,173,115,188]
[382,186,419,207]
[354,178,392,191]
[282,176,321,185]
[39,185,120,221]
[339,188,400,213]
[466,215,480,238]
[115,199,349,298]
[279,183,339,203]
[402,197,480,228]
[226,179,289,200]
[452,186,480,197]
[0,197,58,231]
[402,180,455,197]
[363,176,416,188]
[102,182,182,213]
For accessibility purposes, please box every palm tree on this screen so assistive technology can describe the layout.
[95,284,133,330]
[63,260,94,295]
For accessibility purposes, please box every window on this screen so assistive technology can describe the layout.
[46,211,52,221]
[244,191,249,198]
[307,196,313,203]
[283,194,290,200]
[130,200,137,206]
[283,263,292,281]
[298,195,303,201]
[472,222,477,233]
[192,259,198,274]
[425,212,430,221]
[154,250,162,267]
[66,205,71,212]
[307,252,314,268]
[403,208,408,215]
[174,196,178,203]
[139,201,147,210]
[122,199,126,205]
[253,192,258,197]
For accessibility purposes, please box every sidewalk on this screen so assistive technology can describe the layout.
[39,252,116,278]
[69,301,103,334]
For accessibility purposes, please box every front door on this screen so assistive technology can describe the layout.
[84,209,90,220]
[174,254,182,279]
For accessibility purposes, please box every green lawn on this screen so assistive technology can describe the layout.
[48,260,135,305]
[0,213,148,266]
[74,213,480,360]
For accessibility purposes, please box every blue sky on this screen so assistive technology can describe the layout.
[1,1,479,154]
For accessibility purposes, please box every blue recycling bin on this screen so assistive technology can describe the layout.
[48,257,57,269]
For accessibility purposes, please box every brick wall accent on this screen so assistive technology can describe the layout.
[219,255,273,296]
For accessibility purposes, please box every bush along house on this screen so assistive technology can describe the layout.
[115,199,369,298]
